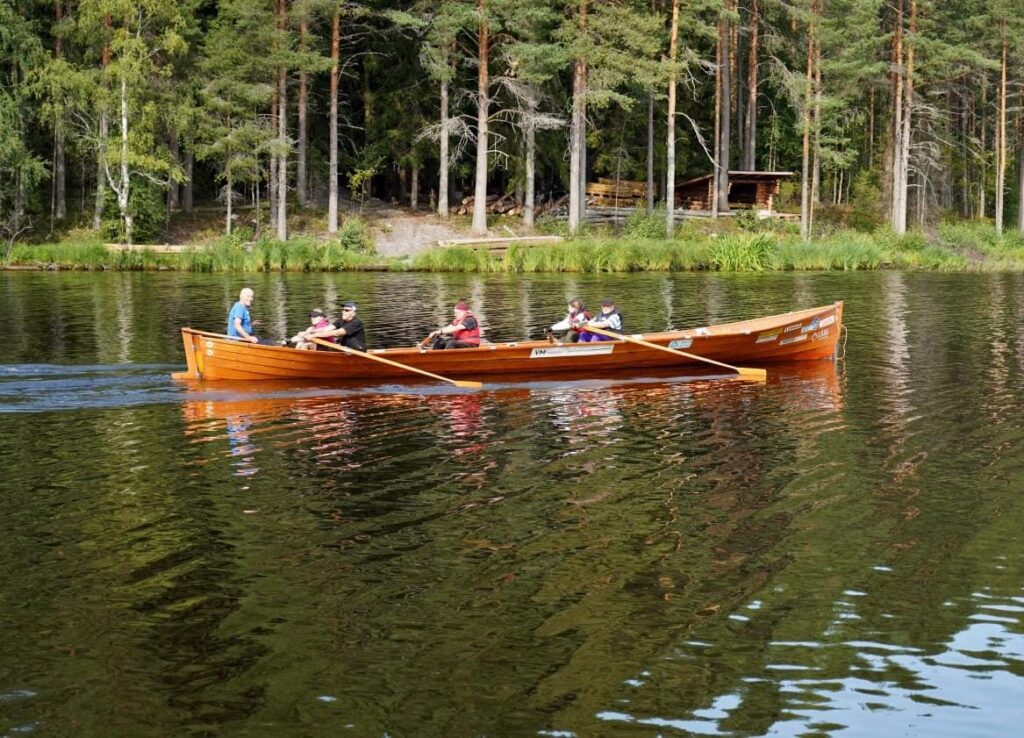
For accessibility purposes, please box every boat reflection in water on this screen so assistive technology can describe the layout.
[179,361,842,484]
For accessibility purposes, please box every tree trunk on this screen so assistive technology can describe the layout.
[93,18,111,231]
[119,74,132,245]
[979,79,986,219]
[438,76,449,218]
[568,1,587,232]
[328,9,339,233]
[712,22,721,219]
[470,0,490,235]
[647,0,656,212]
[411,166,419,209]
[226,167,233,235]
[889,0,904,230]
[168,132,180,210]
[297,14,308,208]
[716,7,731,213]
[810,39,821,233]
[54,0,66,222]
[995,30,1007,234]
[276,0,288,241]
[277,66,288,240]
[799,3,814,240]
[183,151,193,213]
[894,0,914,234]
[524,114,536,228]
[269,86,278,233]
[665,0,680,237]
[646,94,655,213]
[1018,114,1024,231]
[742,0,759,171]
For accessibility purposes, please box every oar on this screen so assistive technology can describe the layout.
[583,326,767,381]
[312,338,483,389]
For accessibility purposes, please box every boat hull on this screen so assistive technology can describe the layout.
[175,302,843,383]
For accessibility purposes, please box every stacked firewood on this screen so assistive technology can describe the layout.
[585,178,655,207]
[454,193,570,217]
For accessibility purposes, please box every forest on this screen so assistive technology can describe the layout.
[1,0,1022,251]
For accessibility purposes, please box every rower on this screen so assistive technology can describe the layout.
[428,301,481,350]
[318,301,367,351]
[549,298,590,344]
[579,299,623,342]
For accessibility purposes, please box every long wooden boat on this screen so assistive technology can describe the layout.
[173,301,843,383]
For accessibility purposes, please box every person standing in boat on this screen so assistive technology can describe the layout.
[316,301,367,351]
[429,301,481,349]
[579,299,623,342]
[549,298,590,343]
[227,287,265,343]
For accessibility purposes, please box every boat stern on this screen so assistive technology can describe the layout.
[173,328,203,381]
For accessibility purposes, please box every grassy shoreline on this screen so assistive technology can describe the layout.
[6,221,1024,273]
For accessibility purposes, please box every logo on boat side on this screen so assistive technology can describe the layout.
[783,323,801,333]
[811,328,830,341]
[817,314,836,328]
[801,318,821,334]
[779,333,808,346]
[669,338,693,349]
[530,345,615,358]
[756,330,780,343]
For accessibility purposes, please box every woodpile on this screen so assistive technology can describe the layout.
[585,178,655,208]
[454,193,569,217]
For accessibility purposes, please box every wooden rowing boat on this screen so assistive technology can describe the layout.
[173,301,843,383]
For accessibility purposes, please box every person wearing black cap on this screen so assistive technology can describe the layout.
[288,308,335,350]
[317,301,367,351]
[578,299,624,342]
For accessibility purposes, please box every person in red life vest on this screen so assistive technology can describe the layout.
[316,301,367,351]
[548,298,590,343]
[428,301,481,349]
[578,298,624,342]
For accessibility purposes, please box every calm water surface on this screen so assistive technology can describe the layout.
[1,271,1023,737]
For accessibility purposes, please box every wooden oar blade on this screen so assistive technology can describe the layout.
[737,367,768,381]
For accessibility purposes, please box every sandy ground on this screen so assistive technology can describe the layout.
[367,204,472,258]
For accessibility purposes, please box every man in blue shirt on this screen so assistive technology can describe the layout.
[227,287,259,343]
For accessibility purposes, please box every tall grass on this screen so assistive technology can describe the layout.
[8,234,396,272]
[8,223,1022,273]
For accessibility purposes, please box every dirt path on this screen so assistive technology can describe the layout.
[369,206,471,258]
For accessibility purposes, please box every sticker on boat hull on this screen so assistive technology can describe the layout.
[817,314,836,328]
[783,323,801,333]
[530,345,615,358]
[756,330,780,343]
[779,333,808,346]
[801,318,821,334]
[669,338,693,349]
[811,328,830,341]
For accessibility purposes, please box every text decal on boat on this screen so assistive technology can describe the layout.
[530,345,616,358]
[669,338,693,349]
[756,329,780,343]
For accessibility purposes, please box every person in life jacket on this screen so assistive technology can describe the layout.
[578,298,623,342]
[429,301,481,349]
[548,298,590,344]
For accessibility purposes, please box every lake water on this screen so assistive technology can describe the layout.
[1,270,1023,737]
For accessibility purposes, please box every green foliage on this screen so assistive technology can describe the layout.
[624,208,669,239]
[99,179,167,243]
[710,234,775,271]
[336,216,373,253]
